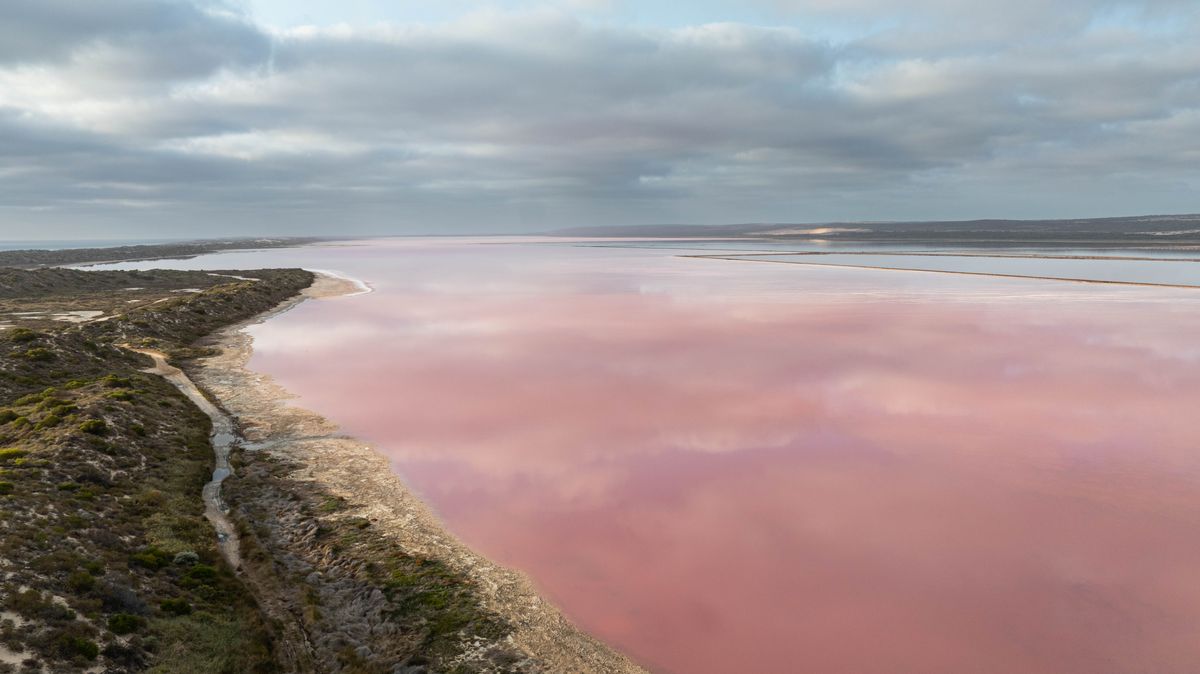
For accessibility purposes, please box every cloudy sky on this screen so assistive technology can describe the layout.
[0,0,1197,238]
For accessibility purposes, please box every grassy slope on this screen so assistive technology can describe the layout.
[1,267,533,674]
[0,269,312,674]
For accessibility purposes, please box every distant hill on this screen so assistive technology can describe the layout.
[550,214,1200,245]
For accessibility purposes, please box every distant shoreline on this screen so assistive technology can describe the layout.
[0,237,323,269]
[547,213,1200,247]
[682,250,1200,289]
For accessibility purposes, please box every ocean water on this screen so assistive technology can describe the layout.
[95,238,1200,673]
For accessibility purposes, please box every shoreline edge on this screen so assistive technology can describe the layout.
[188,271,646,674]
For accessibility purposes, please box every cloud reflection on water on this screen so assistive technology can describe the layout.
[245,240,1200,674]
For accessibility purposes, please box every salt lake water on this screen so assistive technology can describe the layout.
[96,237,1200,673]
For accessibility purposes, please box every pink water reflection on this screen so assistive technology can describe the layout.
[246,240,1200,674]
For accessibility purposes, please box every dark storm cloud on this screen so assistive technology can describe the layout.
[0,1,1196,237]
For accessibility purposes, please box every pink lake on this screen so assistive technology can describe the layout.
[105,238,1200,673]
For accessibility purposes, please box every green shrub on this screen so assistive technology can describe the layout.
[318,496,347,513]
[102,375,132,388]
[0,481,13,495]
[105,390,134,401]
[78,419,107,435]
[67,570,96,592]
[131,547,172,570]
[57,635,99,661]
[0,410,16,424]
[107,613,145,635]
[24,347,55,362]
[10,589,74,621]
[145,612,271,673]
[179,564,218,588]
[137,490,166,507]
[160,598,192,616]
[29,550,84,575]
[8,327,41,343]
[36,397,67,410]
[0,448,28,463]
[35,414,62,430]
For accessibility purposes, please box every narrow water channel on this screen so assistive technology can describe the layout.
[133,348,242,569]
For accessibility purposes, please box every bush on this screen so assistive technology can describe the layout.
[160,598,192,616]
[0,481,13,495]
[145,612,272,674]
[9,589,74,622]
[179,564,218,588]
[107,613,145,635]
[130,547,172,570]
[102,641,142,669]
[0,410,16,424]
[102,375,132,388]
[97,582,148,615]
[8,327,41,343]
[67,570,96,592]
[24,348,55,362]
[0,448,28,464]
[34,414,62,430]
[56,634,99,661]
[36,397,67,411]
[78,419,107,435]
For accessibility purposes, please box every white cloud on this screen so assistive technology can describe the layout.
[160,130,370,160]
[0,0,1197,237]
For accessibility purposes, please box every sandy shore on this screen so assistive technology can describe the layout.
[188,273,645,674]
[685,253,1200,289]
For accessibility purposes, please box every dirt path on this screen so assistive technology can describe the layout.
[130,347,242,570]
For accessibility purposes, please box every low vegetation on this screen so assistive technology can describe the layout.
[0,267,312,673]
[0,238,318,270]
[1,263,528,674]
[226,448,524,673]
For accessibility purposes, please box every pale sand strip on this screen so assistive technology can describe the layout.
[686,251,1200,262]
[189,272,646,674]
[682,254,1200,289]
